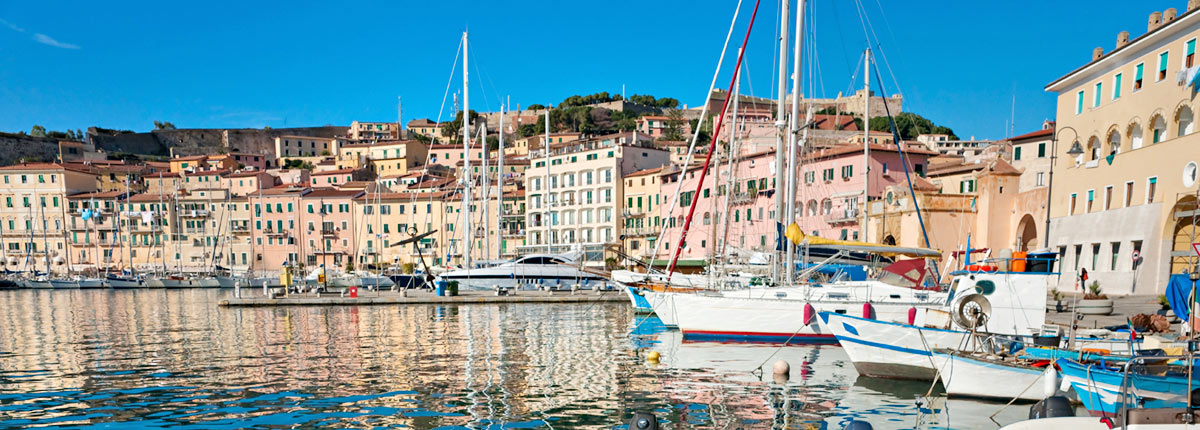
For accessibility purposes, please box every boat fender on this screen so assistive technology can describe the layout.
[843,420,874,430]
[862,303,875,320]
[907,307,917,325]
[1027,395,1073,419]
[1043,365,1059,398]
[773,360,790,377]
[803,303,817,325]
[646,351,660,363]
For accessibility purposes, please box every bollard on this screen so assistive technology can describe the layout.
[234,281,241,299]
[572,284,580,295]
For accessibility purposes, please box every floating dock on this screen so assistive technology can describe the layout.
[219,289,629,307]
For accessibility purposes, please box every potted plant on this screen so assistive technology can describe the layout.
[1051,288,1064,313]
[1078,281,1113,315]
[1157,294,1172,317]
[448,280,459,297]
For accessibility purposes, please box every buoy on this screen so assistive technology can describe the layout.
[1043,365,1059,398]
[803,303,817,325]
[773,360,790,378]
[908,307,918,325]
[647,351,660,363]
[843,420,874,430]
[862,303,876,320]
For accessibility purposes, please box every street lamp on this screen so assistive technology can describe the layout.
[1044,126,1079,249]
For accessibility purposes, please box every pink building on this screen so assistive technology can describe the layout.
[180,169,228,192]
[223,170,278,197]
[248,187,306,272]
[655,149,779,265]
[310,167,368,188]
[221,152,274,170]
[795,142,936,240]
[427,144,488,172]
[298,189,363,270]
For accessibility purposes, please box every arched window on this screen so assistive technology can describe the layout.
[1178,106,1195,137]
[703,212,711,225]
[1107,130,1121,155]
[1088,136,1101,161]
[1152,114,1167,144]
[1129,122,1144,150]
[821,199,833,215]
[807,200,818,216]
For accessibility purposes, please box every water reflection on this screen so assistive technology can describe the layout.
[0,291,1029,429]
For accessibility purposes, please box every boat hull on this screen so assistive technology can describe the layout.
[625,287,654,314]
[50,279,81,289]
[931,351,1047,401]
[106,277,144,289]
[822,311,968,380]
[1057,358,1197,417]
[643,290,680,328]
[28,280,53,289]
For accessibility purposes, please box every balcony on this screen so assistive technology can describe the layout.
[408,246,436,257]
[502,228,525,237]
[232,224,251,234]
[264,228,288,237]
[824,209,860,224]
[730,192,756,205]
[624,227,659,237]
[180,209,210,218]
[320,228,338,237]
[362,247,379,255]
[132,224,162,232]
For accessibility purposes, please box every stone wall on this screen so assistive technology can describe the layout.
[0,133,61,165]
[87,126,349,157]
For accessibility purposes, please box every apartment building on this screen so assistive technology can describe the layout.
[175,188,249,273]
[339,140,429,177]
[406,119,444,139]
[223,170,277,196]
[274,136,343,159]
[621,166,667,263]
[299,189,364,271]
[428,143,488,173]
[350,121,399,141]
[144,172,183,194]
[248,187,306,271]
[121,193,173,272]
[1006,123,1056,193]
[1044,4,1200,294]
[65,191,127,272]
[524,132,669,263]
[0,163,98,273]
[508,133,582,157]
[181,169,228,193]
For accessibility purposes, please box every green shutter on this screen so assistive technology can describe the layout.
[1189,39,1196,57]
[1136,63,1144,81]
[1160,51,1169,72]
[1014,147,1022,160]
[1114,73,1122,99]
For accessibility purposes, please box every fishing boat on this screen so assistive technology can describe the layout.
[436,253,613,291]
[930,348,1053,402]
[1057,357,1199,417]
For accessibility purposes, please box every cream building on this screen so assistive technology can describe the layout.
[0,163,98,273]
[339,140,429,177]
[350,121,399,141]
[274,136,343,159]
[1044,4,1200,294]
[523,132,669,265]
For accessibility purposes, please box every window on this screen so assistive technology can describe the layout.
[1135,63,1144,89]
[1075,91,1084,114]
[1014,147,1022,161]
[1093,82,1102,107]
[1113,73,1122,100]
[1036,172,1045,187]
[1069,193,1077,215]
[1159,51,1169,81]
[1132,241,1143,269]
[1147,176,1157,204]
[1091,243,1101,270]
[1086,189,1094,212]
[1124,181,1134,207]
[1104,186,1112,210]
[1189,39,1196,68]
[1037,142,1046,157]
[1111,242,1120,271]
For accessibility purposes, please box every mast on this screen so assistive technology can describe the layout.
[717,66,743,269]
[481,123,489,262]
[773,0,791,284]
[861,48,871,241]
[38,198,51,275]
[124,177,133,274]
[784,0,805,285]
[496,102,505,260]
[461,29,472,269]
[711,60,741,269]
[543,107,551,253]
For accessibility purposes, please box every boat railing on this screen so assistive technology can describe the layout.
[1115,352,1200,427]
[954,255,1059,275]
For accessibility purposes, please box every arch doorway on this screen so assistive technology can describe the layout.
[882,235,896,246]
[1015,214,1038,252]
[1169,195,1200,274]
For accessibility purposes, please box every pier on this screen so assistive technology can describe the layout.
[218,289,629,307]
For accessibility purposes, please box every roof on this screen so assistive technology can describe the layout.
[0,162,96,175]
[341,139,422,148]
[503,189,526,198]
[311,167,359,175]
[625,166,665,178]
[805,142,938,161]
[354,190,456,201]
[171,155,208,162]
[145,172,181,179]
[224,170,269,178]
[430,143,484,150]
[406,118,440,127]
[1046,7,1200,91]
[303,189,364,198]
[277,135,337,140]
[927,158,1021,177]
[127,193,177,203]
[182,169,228,177]
[910,175,941,192]
[409,178,456,189]
[67,190,127,200]
[1008,128,1054,142]
[808,114,859,131]
[257,187,309,196]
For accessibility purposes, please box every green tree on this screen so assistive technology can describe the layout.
[30,125,47,137]
[660,108,687,141]
[868,112,958,140]
[153,121,176,130]
[441,110,480,143]
[526,104,546,110]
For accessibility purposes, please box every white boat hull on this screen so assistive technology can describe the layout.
[50,279,81,289]
[107,277,144,289]
[822,311,968,380]
[643,290,680,327]
[931,351,1048,401]
[28,280,53,289]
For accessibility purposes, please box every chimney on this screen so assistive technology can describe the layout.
[1093,47,1105,61]
[1165,8,1178,22]
[1116,31,1130,49]
[1149,11,1162,32]
[1191,0,1200,12]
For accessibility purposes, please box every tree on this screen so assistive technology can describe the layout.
[868,112,958,140]
[660,108,687,141]
[486,135,500,151]
[153,121,176,130]
[320,150,331,156]
[440,110,479,143]
[627,94,679,109]
[30,125,47,137]
[526,104,546,110]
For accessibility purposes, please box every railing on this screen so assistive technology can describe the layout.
[180,210,210,218]
[133,224,162,232]
[232,225,250,233]
[320,228,337,237]
[824,209,860,223]
[502,228,525,237]
[264,228,288,237]
[730,192,756,205]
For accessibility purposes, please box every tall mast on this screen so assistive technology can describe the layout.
[712,59,741,268]
[860,48,871,242]
[773,0,791,284]
[543,107,551,253]
[496,102,505,260]
[784,0,806,285]
[38,198,50,275]
[461,29,472,268]
[481,123,489,262]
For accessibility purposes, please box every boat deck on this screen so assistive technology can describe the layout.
[219,289,629,307]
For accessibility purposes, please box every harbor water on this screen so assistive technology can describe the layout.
[0,289,1030,429]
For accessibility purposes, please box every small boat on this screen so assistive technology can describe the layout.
[354,273,395,290]
[50,278,82,289]
[77,277,106,289]
[1057,358,1198,417]
[27,276,53,289]
[930,348,1051,402]
[624,286,655,314]
[215,275,249,288]
[106,274,144,289]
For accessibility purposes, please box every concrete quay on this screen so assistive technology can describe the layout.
[219,289,630,307]
[1044,293,1174,331]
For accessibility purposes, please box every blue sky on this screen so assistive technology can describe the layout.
[0,1,1172,140]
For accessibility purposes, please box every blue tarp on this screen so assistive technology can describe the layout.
[795,262,868,281]
[1165,274,1197,321]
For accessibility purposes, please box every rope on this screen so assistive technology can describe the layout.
[988,367,1046,421]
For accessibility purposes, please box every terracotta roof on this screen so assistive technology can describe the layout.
[127,193,177,203]
[805,142,938,161]
[67,190,128,200]
[224,170,269,178]
[910,175,941,192]
[355,190,455,201]
[808,114,859,131]
[927,158,1022,177]
[409,178,456,189]
[182,169,228,177]
[625,166,665,178]
[172,155,208,162]
[146,172,181,179]
[257,187,309,196]
[312,167,359,175]
[503,189,526,198]
[430,143,484,150]
[0,162,94,175]
[1008,128,1054,142]
[303,189,364,198]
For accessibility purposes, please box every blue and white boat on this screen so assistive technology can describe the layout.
[1057,358,1198,417]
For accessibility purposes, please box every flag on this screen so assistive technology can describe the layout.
[1105,151,1116,165]
[1126,317,1138,341]
[1190,66,1200,99]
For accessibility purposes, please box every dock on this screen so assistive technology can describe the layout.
[219,289,630,307]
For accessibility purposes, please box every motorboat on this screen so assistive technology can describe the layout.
[930,348,1053,402]
[27,275,53,289]
[436,253,615,291]
[50,278,81,289]
[106,274,144,289]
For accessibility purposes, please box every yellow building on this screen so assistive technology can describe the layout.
[507,132,582,157]
[120,193,174,272]
[339,140,430,177]
[0,163,98,273]
[1044,4,1200,294]
[65,191,128,272]
[621,166,667,263]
